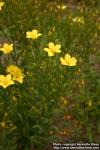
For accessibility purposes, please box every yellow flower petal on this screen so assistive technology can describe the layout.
[12,75,23,84]
[6,65,24,84]
[65,54,71,60]
[48,42,54,49]
[56,49,61,53]
[6,74,12,80]
[48,51,54,56]
[0,43,13,54]
[32,30,37,34]
[60,57,67,65]
[37,33,42,37]
[55,44,61,50]
[43,48,49,52]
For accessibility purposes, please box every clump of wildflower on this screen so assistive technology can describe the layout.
[0,2,4,11]
[43,42,61,56]
[72,16,84,24]
[0,74,14,88]
[6,65,24,84]
[0,43,13,54]
[26,29,42,40]
[60,53,77,66]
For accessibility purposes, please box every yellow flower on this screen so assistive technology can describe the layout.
[60,53,77,66]
[0,43,13,54]
[72,16,84,24]
[0,2,4,11]
[0,74,14,88]
[43,42,61,56]
[26,29,42,40]
[6,65,24,84]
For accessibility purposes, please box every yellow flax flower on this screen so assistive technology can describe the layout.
[0,2,4,11]
[72,16,84,24]
[0,74,14,88]
[6,65,24,84]
[26,29,42,40]
[43,42,61,56]
[0,43,13,54]
[60,53,77,66]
